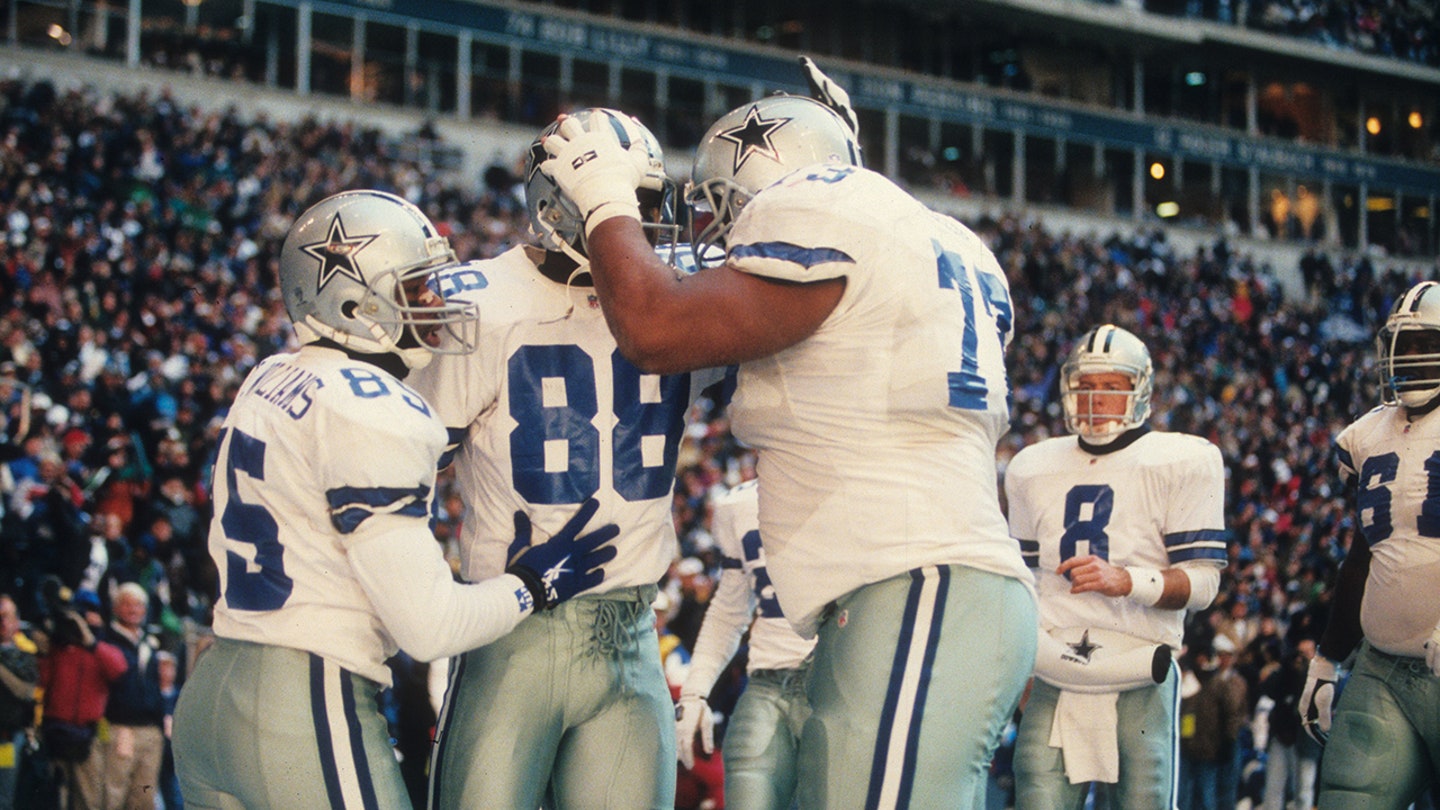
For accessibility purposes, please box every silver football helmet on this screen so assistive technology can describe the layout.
[279,190,478,370]
[686,94,862,257]
[1379,280,1440,410]
[525,108,678,265]
[1061,325,1154,443]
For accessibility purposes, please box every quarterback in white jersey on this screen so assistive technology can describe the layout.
[675,479,817,809]
[541,61,1038,809]
[173,191,617,810]
[1005,324,1226,809]
[1304,281,1440,808]
[411,110,725,810]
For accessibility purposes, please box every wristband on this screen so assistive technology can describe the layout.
[583,200,642,238]
[1126,567,1164,607]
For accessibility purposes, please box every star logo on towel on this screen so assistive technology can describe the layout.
[1066,629,1102,664]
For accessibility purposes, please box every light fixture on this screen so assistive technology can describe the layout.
[1366,116,1382,136]
[1156,201,1180,218]
[1409,111,1424,129]
[1149,162,1165,180]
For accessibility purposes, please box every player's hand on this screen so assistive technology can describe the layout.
[540,116,646,236]
[1425,622,1440,677]
[1299,653,1336,745]
[674,692,715,770]
[1057,555,1131,598]
[506,498,619,610]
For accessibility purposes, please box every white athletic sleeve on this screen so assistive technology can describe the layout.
[348,513,533,662]
[679,564,753,697]
[1179,564,1221,611]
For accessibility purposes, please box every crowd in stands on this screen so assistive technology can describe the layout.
[1170,0,1440,66]
[0,76,1435,807]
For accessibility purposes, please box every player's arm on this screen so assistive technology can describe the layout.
[673,558,753,768]
[348,500,617,662]
[1300,457,1370,743]
[1057,557,1218,612]
[680,558,753,699]
[540,118,843,373]
[348,516,535,662]
[1317,536,1369,663]
[584,219,843,373]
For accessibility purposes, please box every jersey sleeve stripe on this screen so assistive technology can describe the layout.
[731,241,855,268]
[1163,530,1228,564]
[720,555,743,570]
[437,426,467,470]
[326,485,431,533]
[1017,539,1039,568]
[1335,444,1356,478]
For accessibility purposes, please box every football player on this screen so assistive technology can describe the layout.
[410,110,726,809]
[674,479,816,809]
[1302,280,1440,807]
[1005,324,1227,809]
[171,190,618,809]
[536,60,1038,808]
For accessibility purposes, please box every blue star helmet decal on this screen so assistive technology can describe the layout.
[715,105,792,175]
[300,215,379,292]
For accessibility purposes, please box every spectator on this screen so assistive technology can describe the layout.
[0,594,37,810]
[1258,638,1320,810]
[1178,638,1249,810]
[99,582,166,810]
[37,599,128,810]
[156,650,182,810]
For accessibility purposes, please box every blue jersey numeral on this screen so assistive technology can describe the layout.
[936,241,1012,411]
[741,528,784,619]
[340,368,430,416]
[508,345,690,505]
[1354,451,1440,546]
[217,428,294,610]
[1059,484,1114,562]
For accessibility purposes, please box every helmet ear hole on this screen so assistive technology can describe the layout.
[340,300,359,320]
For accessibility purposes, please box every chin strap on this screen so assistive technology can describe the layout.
[537,262,594,325]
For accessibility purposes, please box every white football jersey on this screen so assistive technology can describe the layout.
[725,165,1031,636]
[1335,404,1440,657]
[1004,430,1228,650]
[408,246,726,589]
[709,480,817,672]
[209,346,447,683]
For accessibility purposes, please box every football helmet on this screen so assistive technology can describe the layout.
[1061,324,1153,442]
[686,94,862,257]
[525,108,678,265]
[1379,280,1440,410]
[279,190,478,370]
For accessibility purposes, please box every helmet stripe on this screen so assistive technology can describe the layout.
[604,112,632,150]
[1407,281,1440,313]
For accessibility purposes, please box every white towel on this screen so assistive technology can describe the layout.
[1048,689,1120,784]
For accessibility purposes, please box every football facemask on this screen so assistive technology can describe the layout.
[1061,324,1154,443]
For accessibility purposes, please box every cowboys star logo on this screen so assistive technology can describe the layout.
[715,105,791,174]
[526,137,551,185]
[300,215,379,292]
[1063,629,1102,665]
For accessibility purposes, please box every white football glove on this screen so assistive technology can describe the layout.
[674,693,715,770]
[1425,622,1440,677]
[540,116,645,238]
[1298,654,1337,745]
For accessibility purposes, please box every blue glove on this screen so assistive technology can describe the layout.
[506,498,619,611]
